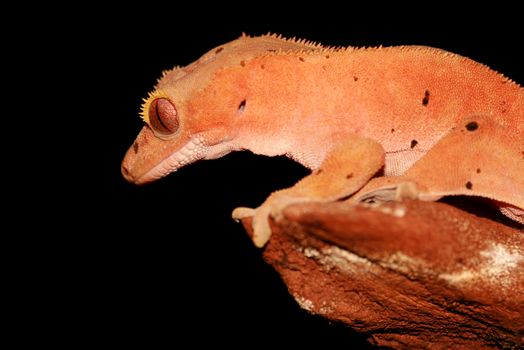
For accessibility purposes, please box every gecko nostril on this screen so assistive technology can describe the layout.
[133,142,139,154]
[121,162,137,183]
[122,164,130,177]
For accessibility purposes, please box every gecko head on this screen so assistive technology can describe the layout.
[121,37,258,185]
[122,34,314,184]
[121,85,241,185]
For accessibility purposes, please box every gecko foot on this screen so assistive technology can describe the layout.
[232,195,308,248]
[352,177,423,204]
[231,207,256,221]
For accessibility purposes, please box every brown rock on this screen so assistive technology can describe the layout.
[242,200,524,349]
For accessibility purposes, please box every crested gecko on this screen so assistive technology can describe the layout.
[122,34,524,247]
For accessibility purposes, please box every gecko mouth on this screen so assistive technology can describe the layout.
[133,136,206,185]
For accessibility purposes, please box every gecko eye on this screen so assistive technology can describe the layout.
[149,98,179,135]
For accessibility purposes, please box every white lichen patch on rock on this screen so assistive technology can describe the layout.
[438,270,477,284]
[297,244,373,274]
[375,204,406,218]
[303,247,321,258]
[361,202,407,218]
[439,243,523,289]
[392,205,407,218]
[294,294,314,311]
[379,251,429,276]
[318,300,335,315]
[320,246,373,273]
[480,243,523,278]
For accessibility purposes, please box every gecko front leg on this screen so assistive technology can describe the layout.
[232,136,385,247]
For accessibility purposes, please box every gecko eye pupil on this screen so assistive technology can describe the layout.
[149,98,179,135]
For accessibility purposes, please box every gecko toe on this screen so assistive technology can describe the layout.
[252,208,272,248]
[232,205,272,247]
[232,207,256,221]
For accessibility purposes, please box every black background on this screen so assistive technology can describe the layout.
[37,4,522,348]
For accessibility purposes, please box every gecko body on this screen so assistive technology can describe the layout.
[122,34,524,246]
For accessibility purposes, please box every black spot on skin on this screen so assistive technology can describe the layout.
[267,49,276,52]
[466,181,473,190]
[410,139,418,149]
[240,60,246,67]
[422,90,430,106]
[465,121,479,131]
[476,168,481,173]
[133,142,139,154]
[325,55,330,59]
[260,64,265,69]
[314,169,323,175]
[391,128,395,133]
[299,57,305,62]
[353,76,358,82]
[215,47,224,54]
[500,101,507,113]
[346,173,354,179]
[238,99,246,112]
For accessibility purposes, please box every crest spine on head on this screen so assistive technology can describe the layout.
[140,90,169,124]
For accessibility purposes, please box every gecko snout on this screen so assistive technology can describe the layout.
[121,162,133,182]
[121,153,142,184]
[121,157,151,185]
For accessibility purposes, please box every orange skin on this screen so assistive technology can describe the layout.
[122,34,523,247]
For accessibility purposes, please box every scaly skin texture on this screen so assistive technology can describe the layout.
[122,34,524,247]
